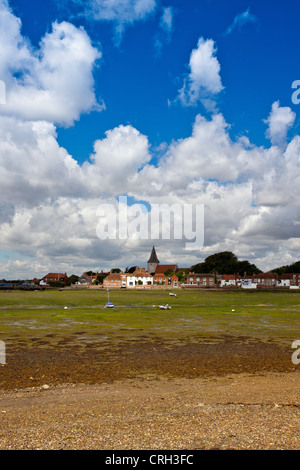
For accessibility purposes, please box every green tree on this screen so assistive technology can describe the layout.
[176,269,188,282]
[164,268,174,277]
[49,281,65,288]
[191,252,261,275]
[66,274,79,286]
[272,260,300,274]
[126,266,136,273]
[86,271,97,277]
[96,273,108,284]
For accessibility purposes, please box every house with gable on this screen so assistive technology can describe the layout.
[186,273,216,288]
[277,273,300,288]
[219,274,239,288]
[126,267,153,287]
[78,271,98,285]
[41,273,68,285]
[252,272,278,288]
[103,271,127,288]
[153,273,168,285]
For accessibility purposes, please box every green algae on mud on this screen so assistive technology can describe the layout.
[0,289,299,390]
[0,288,299,343]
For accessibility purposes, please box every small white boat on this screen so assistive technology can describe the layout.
[159,304,171,310]
[105,289,114,308]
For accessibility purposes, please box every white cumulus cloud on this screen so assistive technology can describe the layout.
[0,0,300,277]
[177,37,223,110]
[265,101,296,147]
[0,1,102,126]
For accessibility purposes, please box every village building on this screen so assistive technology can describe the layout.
[169,274,179,287]
[103,271,127,288]
[241,276,257,289]
[153,273,168,285]
[278,274,293,287]
[41,273,68,285]
[126,267,153,287]
[152,273,180,287]
[155,264,178,274]
[147,246,178,276]
[186,273,216,288]
[277,273,300,288]
[219,274,239,288]
[252,272,278,288]
[78,272,98,285]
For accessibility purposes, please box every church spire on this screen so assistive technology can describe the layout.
[147,246,160,274]
[148,246,159,264]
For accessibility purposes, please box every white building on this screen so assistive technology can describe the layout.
[219,275,237,288]
[126,267,153,288]
[241,279,257,289]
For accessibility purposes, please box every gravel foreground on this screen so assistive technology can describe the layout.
[0,372,299,450]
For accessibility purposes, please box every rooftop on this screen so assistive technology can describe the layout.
[155,264,178,274]
[147,246,160,264]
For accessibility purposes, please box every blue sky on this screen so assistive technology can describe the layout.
[0,0,300,277]
[9,0,300,159]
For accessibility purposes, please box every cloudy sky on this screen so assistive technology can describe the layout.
[0,0,300,279]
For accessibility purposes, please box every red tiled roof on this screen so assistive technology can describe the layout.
[43,273,68,280]
[127,268,151,277]
[104,273,124,280]
[221,274,236,280]
[280,273,300,279]
[155,264,177,274]
[254,272,278,278]
[188,273,214,277]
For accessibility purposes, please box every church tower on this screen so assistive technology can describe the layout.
[147,246,160,274]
